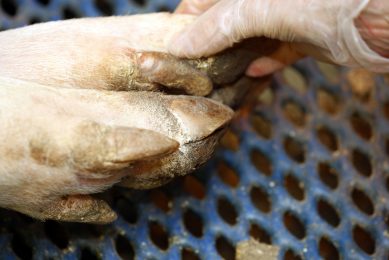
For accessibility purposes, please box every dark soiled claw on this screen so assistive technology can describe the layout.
[131,38,278,96]
[209,76,271,108]
[119,93,234,189]
[187,37,279,85]
[131,51,213,96]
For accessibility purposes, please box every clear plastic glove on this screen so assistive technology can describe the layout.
[170,0,389,76]
[0,14,240,223]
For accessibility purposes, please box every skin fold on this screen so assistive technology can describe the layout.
[0,13,269,223]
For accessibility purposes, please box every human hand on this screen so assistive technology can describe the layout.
[171,0,389,76]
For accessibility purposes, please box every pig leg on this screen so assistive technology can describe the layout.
[0,76,232,223]
[0,14,273,96]
[0,77,179,223]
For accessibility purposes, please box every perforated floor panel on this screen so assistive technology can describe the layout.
[1,1,389,260]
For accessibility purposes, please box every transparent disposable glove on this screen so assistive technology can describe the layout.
[170,0,389,75]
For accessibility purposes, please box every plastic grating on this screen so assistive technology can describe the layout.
[1,1,389,260]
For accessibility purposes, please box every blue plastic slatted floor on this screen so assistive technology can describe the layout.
[1,1,389,259]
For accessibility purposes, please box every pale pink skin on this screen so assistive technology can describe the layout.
[0,13,233,223]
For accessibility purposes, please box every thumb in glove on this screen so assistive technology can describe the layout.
[170,0,389,73]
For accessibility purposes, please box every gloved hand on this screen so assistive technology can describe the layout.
[0,13,241,223]
[170,0,389,76]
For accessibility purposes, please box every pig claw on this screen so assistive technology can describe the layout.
[119,94,233,189]
[209,76,269,108]
[70,122,179,173]
[130,51,213,96]
[31,195,116,224]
